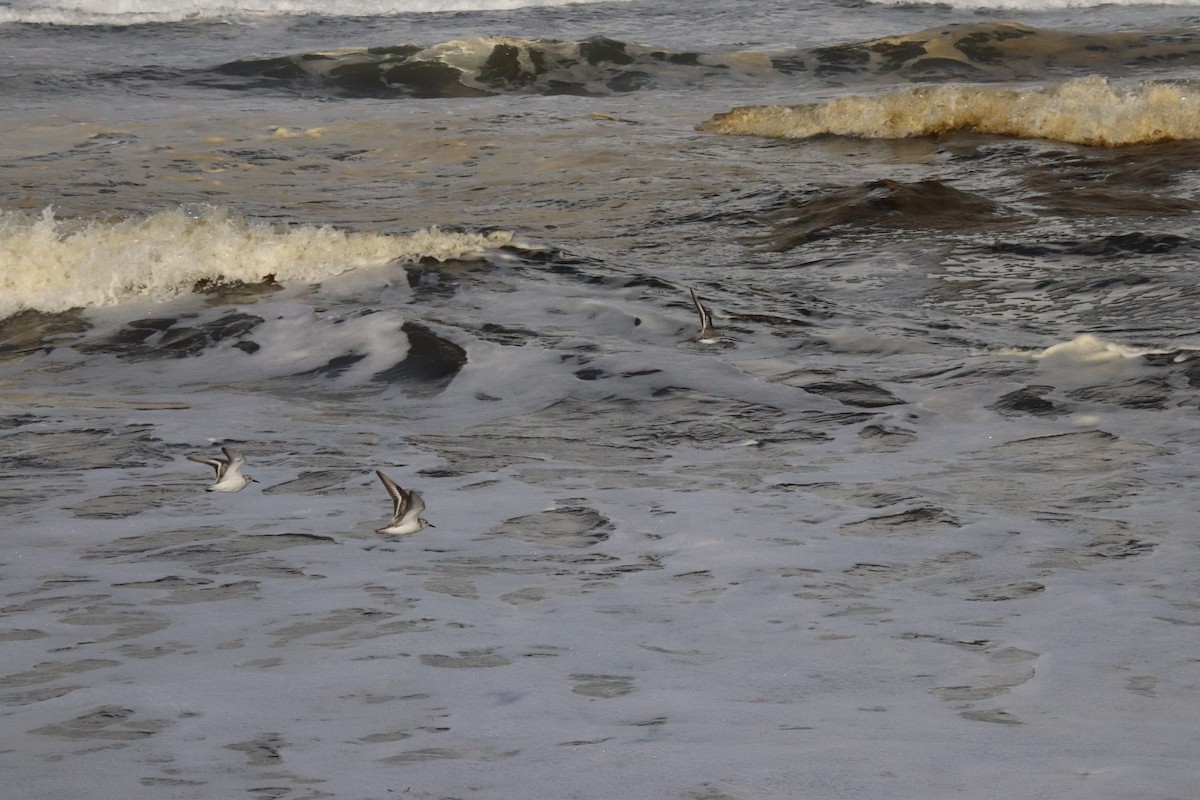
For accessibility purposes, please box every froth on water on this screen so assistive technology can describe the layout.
[0,206,512,319]
[701,75,1200,147]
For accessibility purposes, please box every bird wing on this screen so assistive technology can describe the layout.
[188,454,226,478]
[402,490,426,523]
[222,447,246,470]
[376,470,408,520]
[690,288,713,330]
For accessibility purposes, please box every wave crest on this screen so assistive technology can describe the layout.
[216,36,732,97]
[0,0,614,27]
[699,76,1200,147]
[0,206,511,318]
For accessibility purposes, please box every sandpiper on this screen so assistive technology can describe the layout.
[375,470,434,534]
[188,446,255,492]
[689,287,720,343]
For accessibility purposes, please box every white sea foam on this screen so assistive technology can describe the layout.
[990,334,1199,387]
[0,0,620,25]
[995,334,1181,363]
[0,206,511,318]
[4,0,1200,797]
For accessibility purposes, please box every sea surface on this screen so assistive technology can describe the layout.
[3,0,1200,798]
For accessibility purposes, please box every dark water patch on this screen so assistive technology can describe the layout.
[134,535,339,571]
[795,378,903,408]
[811,37,941,79]
[857,424,917,451]
[987,430,1163,468]
[424,575,479,599]
[990,232,1195,258]
[74,312,264,360]
[1027,190,1200,217]
[749,180,1017,251]
[1141,349,1199,368]
[371,321,467,395]
[0,425,176,471]
[1064,377,1172,410]
[1,660,121,689]
[295,352,368,380]
[899,633,993,651]
[404,259,491,299]
[1185,360,1200,389]
[380,60,493,99]
[801,23,1200,82]
[0,594,113,616]
[214,54,313,81]
[1,684,82,707]
[956,25,1037,65]
[1085,536,1157,559]
[470,322,543,347]
[419,649,511,668]
[798,481,925,510]
[1062,232,1192,256]
[570,674,635,698]
[59,608,171,640]
[628,387,813,448]
[0,308,90,359]
[130,312,262,358]
[261,470,354,495]
[210,147,293,168]
[113,575,212,590]
[840,506,960,536]
[247,533,338,547]
[141,579,261,604]
[0,413,43,428]
[30,705,170,740]
[378,748,463,764]
[960,709,1023,725]
[193,274,284,306]
[1018,143,1200,213]
[594,555,664,578]
[0,484,51,513]
[71,485,194,519]
[1035,532,1157,568]
[490,506,613,548]
[83,527,235,560]
[226,733,286,765]
[267,608,425,647]
[989,386,1062,418]
[968,581,1045,601]
[413,396,667,475]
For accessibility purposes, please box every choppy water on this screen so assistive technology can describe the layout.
[3,1,1200,798]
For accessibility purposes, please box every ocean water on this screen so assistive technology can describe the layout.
[3,0,1200,798]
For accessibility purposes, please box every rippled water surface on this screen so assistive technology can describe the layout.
[3,1,1200,798]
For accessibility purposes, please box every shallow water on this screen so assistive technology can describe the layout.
[4,1,1200,798]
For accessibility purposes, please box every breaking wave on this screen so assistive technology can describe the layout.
[208,23,1200,99]
[699,75,1200,147]
[785,22,1200,82]
[214,36,745,98]
[0,0,616,26]
[0,206,511,318]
